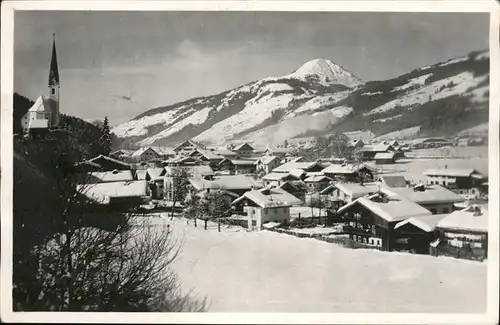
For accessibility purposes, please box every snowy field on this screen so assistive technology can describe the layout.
[155,217,487,313]
[405,146,488,159]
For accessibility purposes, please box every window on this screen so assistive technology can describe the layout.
[442,181,446,186]
[442,207,449,214]
[51,88,55,95]
[430,209,437,214]
[264,209,268,215]
[283,207,286,213]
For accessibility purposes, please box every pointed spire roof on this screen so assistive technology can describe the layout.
[48,33,60,87]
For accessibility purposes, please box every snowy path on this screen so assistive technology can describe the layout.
[163,217,486,313]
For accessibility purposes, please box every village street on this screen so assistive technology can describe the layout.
[142,215,489,313]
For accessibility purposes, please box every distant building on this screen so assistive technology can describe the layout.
[188,174,263,198]
[86,155,131,171]
[256,156,281,175]
[145,167,167,199]
[424,168,486,195]
[22,35,60,136]
[77,180,149,208]
[374,152,396,164]
[265,145,294,159]
[321,182,379,207]
[393,214,449,254]
[232,187,303,230]
[359,144,394,161]
[303,175,331,193]
[232,142,255,158]
[217,158,257,175]
[86,170,135,183]
[322,164,374,182]
[163,165,214,202]
[376,176,408,188]
[189,148,225,168]
[173,140,205,156]
[131,147,161,162]
[273,161,324,174]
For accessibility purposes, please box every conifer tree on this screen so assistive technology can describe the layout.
[99,116,112,155]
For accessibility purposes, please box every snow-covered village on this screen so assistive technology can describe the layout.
[8,8,496,317]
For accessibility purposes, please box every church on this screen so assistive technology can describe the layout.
[21,34,61,135]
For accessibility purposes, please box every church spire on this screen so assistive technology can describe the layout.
[48,33,60,88]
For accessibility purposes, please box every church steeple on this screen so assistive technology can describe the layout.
[48,33,60,127]
[48,33,60,89]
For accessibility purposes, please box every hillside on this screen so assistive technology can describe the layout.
[112,50,489,147]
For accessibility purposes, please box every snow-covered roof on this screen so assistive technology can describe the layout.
[437,205,488,232]
[322,164,366,175]
[338,195,432,222]
[146,167,166,181]
[214,148,238,157]
[380,185,464,205]
[233,142,255,152]
[335,182,379,198]
[88,155,130,168]
[173,139,204,152]
[273,161,321,173]
[258,155,279,165]
[77,180,148,204]
[110,149,135,157]
[230,159,258,166]
[378,176,407,188]
[374,152,395,160]
[262,172,289,181]
[189,174,262,191]
[360,144,393,152]
[233,187,303,208]
[424,168,483,178]
[193,148,224,160]
[266,145,294,154]
[88,170,134,183]
[27,95,57,114]
[304,175,330,183]
[164,165,214,179]
[135,169,147,180]
[395,214,449,232]
[131,147,159,158]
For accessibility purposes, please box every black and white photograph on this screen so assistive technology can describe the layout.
[1,0,499,323]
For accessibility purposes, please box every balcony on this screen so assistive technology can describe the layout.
[343,225,374,236]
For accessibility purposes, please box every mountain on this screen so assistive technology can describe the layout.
[112,50,489,147]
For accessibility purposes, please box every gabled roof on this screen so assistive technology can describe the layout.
[189,174,262,191]
[135,169,148,180]
[190,148,224,160]
[27,95,56,113]
[380,184,464,205]
[146,167,166,181]
[374,152,395,160]
[232,187,303,208]
[378,176,407,188]
[173,139,204,152]
[77,180,148,204]
[273,161,321,173]
[88,170,135,183]
[266,145,294,154]
[424,168,483,178]
[322,164,365,175]
[304,175,331,183]
[233,142,255,152]
[131,147,159,158]
[395,214,449,232]
[437,205,488,232]
[110,149,135,157]
[262,172,289,181]
[258,155,280,165]
[335,182,379,198]
[87,155,130,168]
[338,195,432,222]
[360,144,393,152]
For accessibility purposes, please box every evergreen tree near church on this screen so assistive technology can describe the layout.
[98,117,112,155]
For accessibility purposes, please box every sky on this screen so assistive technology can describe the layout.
[14,11,489,125]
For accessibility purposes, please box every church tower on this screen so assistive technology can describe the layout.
[48,33,60,127]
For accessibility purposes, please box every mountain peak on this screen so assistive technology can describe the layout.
[288,58,363,88]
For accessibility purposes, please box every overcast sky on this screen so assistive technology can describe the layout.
[14,11,489,125]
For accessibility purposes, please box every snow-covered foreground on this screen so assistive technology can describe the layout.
[162,217,487,313]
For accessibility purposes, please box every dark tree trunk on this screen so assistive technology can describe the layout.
[194,218,197,227]
[204,220,207,230]
[218,221,221,232]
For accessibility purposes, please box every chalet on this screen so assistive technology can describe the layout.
[322,163,375,182]
[424,168,486,195]
[152,147,176,159]
[359,144,394,161]
[173,139,205,156]
[77,180,149,208]
[162,155,202,167]
[256,156,281,175]
[380,184,464,215]
[348,139,365,149]
[374,152,396,164]
[110,149,135,160]
[130,147,161,162]
[145,167,167,199]
[74,161,102,173]
[232,142,255,158]
[87,155,131,171]
[265,145,294,159]
[232,187,303,230]
[337,193,432,250]
[86,170,135,184]
[213,147,239,159]
[393,214,448,254]
[279,181,306,202]
[321,182,379,207]
[163,165,214,202]
[189,148,225,168]
[273,161,324,174]
[217,158,257,175]
[377,175,408,188]
[261,170,304,187]
[304,175,331,193]
[189,174,263,198]
[431,205,488,261]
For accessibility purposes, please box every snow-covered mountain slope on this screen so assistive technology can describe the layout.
[112,49,489,147]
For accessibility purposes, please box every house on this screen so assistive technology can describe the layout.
[188,174,263,198]
[321,182,379,207]
[145,167,167,199]
[348,139,365,149]
[86,170,135,184]
[217,158,257,175]
[424,168,486,195]
[380,184,464,215]
[232,142,255,158]
[77,180,149,208]
[279,181,307,202]
[232,187,303,230]
[256,156,281,175]
[431,205,488,261]
[212,147,239,159]
[189,148,225,168]
[322,163,375,182]
[273,161,324,174]
[135,169,148,181]
[377,175,408,188]
[163,165,214,202]
[74,161,102,173]
[304,175,331,193]
[131,147,161,162]
[265,145,294,159]
[359,144,394,161]
[110,149,135,160]
[173,139,205,156]
[87,155,131,171]
[22,36,60,135]
[151,147,176,159]
[336,192,432,250]
[393,214,449,254]
[374,152,396,164]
